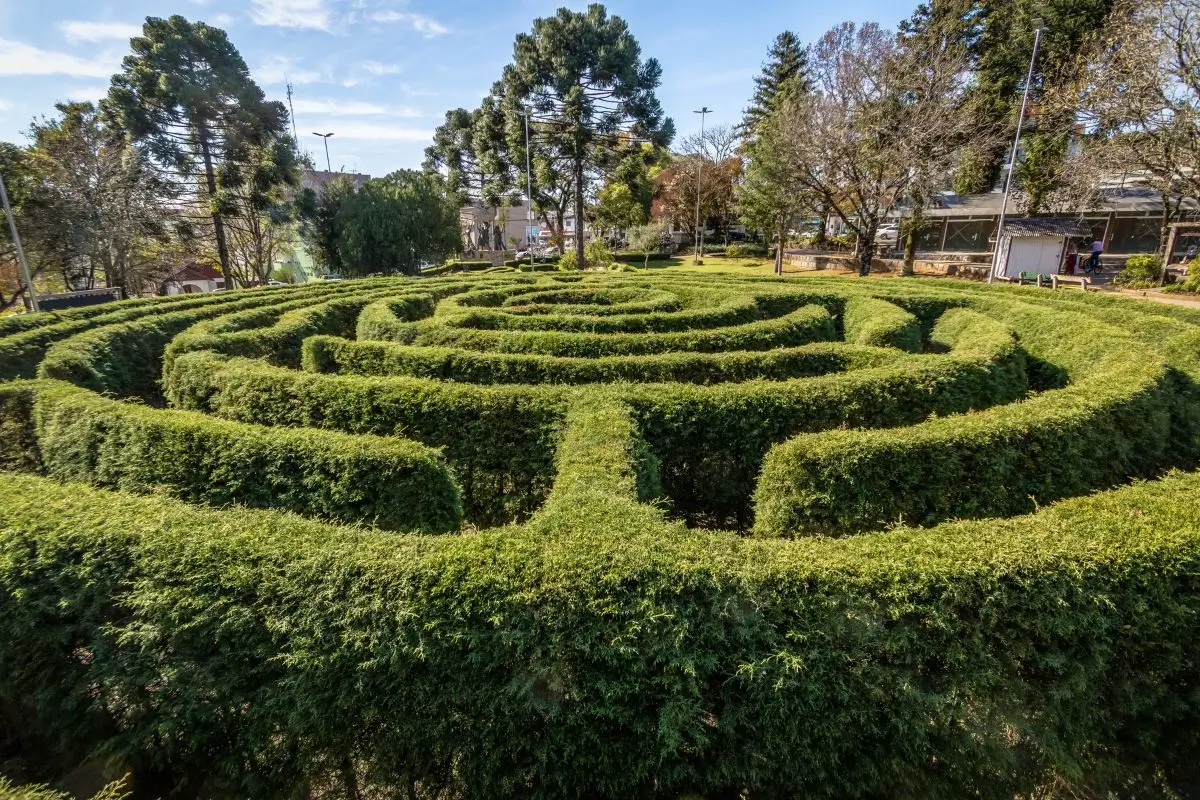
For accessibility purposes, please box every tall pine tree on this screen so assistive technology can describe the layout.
[740,32,810,137]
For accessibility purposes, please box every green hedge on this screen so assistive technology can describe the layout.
[32,381,462,532]
[2,471,1199,797]
[754,343,1174,536]
[34,281,380,399]
[302,338,905,385]
[0,380,39,472]
[0,289,257,382]
[165,352,568,526]
[389,304,838,357]
[354,292,447,341]
[169,307,1026,530]
[534,395,662,522]
[841,296,923,351]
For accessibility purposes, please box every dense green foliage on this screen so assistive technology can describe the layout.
[4,270,1200,798]
[32,380,461,532]
[335,170,461,276]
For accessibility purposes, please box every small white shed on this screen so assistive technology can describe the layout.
[992,218,1092,280]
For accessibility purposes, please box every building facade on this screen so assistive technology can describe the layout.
[908,187,1200,260]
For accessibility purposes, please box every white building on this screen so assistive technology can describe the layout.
[156,263,225,294]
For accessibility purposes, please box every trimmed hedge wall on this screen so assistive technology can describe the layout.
[301,338,905,385]
[386,304,839,357]
[166,352,568,526]
[167,305,1026,530]
[2,471,1199,797]
[753,298,1182,535]
[32,381,462,532]
[34,281,385,399]
[841,295,923,351]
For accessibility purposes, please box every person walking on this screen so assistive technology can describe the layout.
[1088,237,1104,273]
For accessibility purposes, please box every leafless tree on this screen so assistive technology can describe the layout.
[1056,0,1200,252]
[772,21,981,275]
[678,123,741,161]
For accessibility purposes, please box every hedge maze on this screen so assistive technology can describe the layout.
[4,271,1200,798]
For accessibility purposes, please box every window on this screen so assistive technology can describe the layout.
[944,219,996,252]
[1108,217,1160,253]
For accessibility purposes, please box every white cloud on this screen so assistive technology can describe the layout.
[293,98,420,117]
[361,60,401,76]
[330,121,432,141]
[0,38,118,78]
[255,55,327,85]
[210,12,237,27]
[63,85,110,102]
[0,99,10,111]
[58,20,142,43]
[251,0,332,31]
[369,10,447,37]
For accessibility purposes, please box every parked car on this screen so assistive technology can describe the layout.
[324,273,345,282]
[875,223,900,243]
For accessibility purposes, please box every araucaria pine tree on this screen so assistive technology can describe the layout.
[500,4,674,269]
[105,16,293,289]
[741,31,810,136]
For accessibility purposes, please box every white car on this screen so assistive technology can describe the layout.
[875,224,901,242]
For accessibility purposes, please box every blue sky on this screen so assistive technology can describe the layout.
[0,0,915,177]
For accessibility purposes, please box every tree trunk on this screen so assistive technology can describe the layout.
[775,221,785,276]
[573,140,586,269]
[902,205,923,278]
[197,127,234,289]
[814,202,829,247]
[859,222,876,276]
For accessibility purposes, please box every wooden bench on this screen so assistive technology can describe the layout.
[1050,274,1090,291]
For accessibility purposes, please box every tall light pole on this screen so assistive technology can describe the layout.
[313,132,334,172]
[519,110,534,269]
[0,169,37,312]
[693,106,712,265]
[989,19,1046,284]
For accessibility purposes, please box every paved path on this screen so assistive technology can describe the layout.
[1105,289,1200,308]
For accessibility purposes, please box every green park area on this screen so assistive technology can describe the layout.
[3,1,1200,799]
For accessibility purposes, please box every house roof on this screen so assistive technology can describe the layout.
[925,186,1200,217]
[168,263,223,282]
[1002,218,1094,238]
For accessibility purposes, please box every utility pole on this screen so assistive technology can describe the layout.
[693,107,712,265]
[520,109,534,269]
[313,132,335,172]
[0,168,38,312]
[286,81,300,148]
[989,19,1045,284]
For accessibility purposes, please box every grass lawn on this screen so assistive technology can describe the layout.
[641,255,779,275]
[639,254,862,279]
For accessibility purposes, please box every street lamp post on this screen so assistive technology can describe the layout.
[0,168,37,312]
[693,107,712,265]
[519,110,534,270]
[313,132,335,172]
[989,19,1046,284]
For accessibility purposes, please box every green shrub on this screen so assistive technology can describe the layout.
[841,296,923,351]
[0,776,128,800]
[166,352,569,526]
[0,380,39,472]
[2,471,1200,798]
[754,345,1172,536]
[33,381,462,532]
[1113,254,1163,288]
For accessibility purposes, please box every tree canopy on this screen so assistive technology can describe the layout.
[335,170,460,276]
[105,15,293,288]
[741,31,810,137]
[500,4,674,268]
